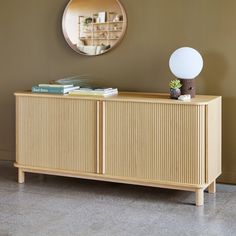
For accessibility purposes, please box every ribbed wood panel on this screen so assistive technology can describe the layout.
[105,102,205,185]
[206,97,222,183]
[16,96,97,173]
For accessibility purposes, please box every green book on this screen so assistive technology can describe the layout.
[32,86,80,94]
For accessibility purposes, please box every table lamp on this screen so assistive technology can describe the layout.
[169,47,203,98]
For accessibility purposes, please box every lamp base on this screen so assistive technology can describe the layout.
[180,79,196,98]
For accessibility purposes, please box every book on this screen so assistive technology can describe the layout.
[69,88,118,97]
[38,84,74,88]
[69,91,118,97]
[79,87,118,93]
[32,86,80,94]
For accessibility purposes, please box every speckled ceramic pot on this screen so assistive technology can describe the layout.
[170,88,181,99]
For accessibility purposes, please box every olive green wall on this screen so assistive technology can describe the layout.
[0,0,235,183]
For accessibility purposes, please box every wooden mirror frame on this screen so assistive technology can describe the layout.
[62,0,127,56]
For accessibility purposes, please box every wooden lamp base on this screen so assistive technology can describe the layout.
[180,79,196,98]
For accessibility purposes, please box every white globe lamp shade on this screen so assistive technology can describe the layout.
[169,47,203,80]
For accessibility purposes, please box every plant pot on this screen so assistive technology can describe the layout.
[170,88,181,99]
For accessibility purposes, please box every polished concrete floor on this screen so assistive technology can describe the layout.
[0,161,236,236]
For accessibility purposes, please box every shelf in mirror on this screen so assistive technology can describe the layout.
[83,21,124,25]
[80,38,119,40]
[93,30,123,32]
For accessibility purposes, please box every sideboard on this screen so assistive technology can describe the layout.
[14,92,222,206]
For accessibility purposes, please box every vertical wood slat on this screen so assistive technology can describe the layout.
[17,96,97,173]
[15,97,20,164]
[102,101,106,174]
[105,101,206,185]
[97,101,106,174]
[96,101,100,174]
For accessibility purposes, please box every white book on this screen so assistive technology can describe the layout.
[71,89,117,94]
[69,90,118,97]
[78,88,117,93]
[94,88,118,92]
[63,86,81,93]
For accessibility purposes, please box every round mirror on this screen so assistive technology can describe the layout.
[62,0,127,56]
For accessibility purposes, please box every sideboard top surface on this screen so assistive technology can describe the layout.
[14,91,221,105]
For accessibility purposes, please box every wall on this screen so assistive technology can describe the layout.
[0,0,236,183]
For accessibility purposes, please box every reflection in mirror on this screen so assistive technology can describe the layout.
[62,0,127,56]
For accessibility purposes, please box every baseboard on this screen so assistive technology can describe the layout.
[0,150,15,161]
[217,171,236,185]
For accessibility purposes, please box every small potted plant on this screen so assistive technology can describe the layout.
[169,79,182,99]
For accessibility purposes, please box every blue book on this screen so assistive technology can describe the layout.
[32,86,80,94]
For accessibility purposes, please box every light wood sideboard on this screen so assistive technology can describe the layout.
[14,92,222,206]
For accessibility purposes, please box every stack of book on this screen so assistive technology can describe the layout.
[32,84,80,94]
[69,87,118,97]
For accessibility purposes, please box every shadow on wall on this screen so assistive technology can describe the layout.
[201,51,228,95]
[202,51,236,182]
[218,96,236,183]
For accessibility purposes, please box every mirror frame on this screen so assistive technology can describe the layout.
[62,0,127,56]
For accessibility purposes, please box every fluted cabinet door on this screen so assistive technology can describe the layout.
[16,96,97,173]
[104,102,206,185]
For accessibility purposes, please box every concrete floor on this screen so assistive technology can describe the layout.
[0,161,236,236]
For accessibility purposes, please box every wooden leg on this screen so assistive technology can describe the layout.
[196,189,204,206]
[18,168,25,184]
[208,180,216,193]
